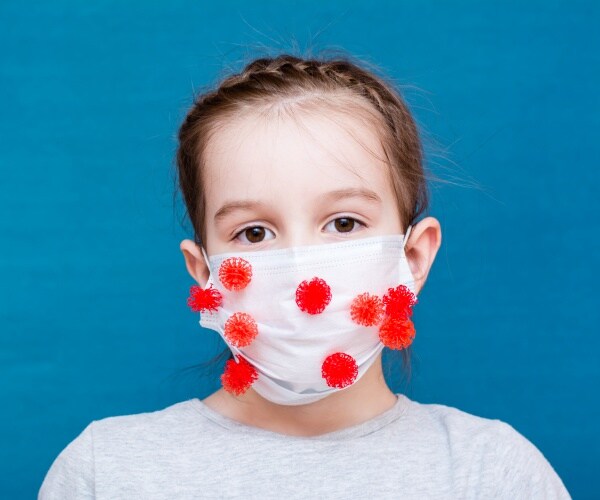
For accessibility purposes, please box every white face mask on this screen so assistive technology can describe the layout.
[190,228,417,406]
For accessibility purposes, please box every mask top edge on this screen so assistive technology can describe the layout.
[205,232,408,266]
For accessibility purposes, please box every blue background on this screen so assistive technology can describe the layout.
[1,1,597,498]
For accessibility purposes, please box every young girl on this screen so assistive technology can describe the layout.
[39,52,570,499]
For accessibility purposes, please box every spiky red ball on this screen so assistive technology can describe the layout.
[382,284,418,319]
[221,354,258,396]
[218,257,252,291]
[187,284,223,313]
[379,316,416,350]
[321,352,358,389]
[350,292,385,326]
[295,277,332,314]
[224,312,259,347]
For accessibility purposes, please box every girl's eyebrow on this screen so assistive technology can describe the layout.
[322,187,382,205]
[214,200,266,223]
[214,187,382,223]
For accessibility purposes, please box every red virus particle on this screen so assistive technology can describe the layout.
[350,292,385,326]
[382,284,418,319]
[218,257,253,291]
[224,312,259,347]
[322,352,358,389]
[295,277,332,314]
[221,354,258,396]
[187,284,223,313]
[378,316,416,350]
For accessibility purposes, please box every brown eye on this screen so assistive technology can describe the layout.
[334,217,355,233]
[233,226,275,245]
[244,226,266,243]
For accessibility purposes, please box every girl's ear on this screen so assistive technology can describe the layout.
[180,239,210,288]
[404,217,442,295]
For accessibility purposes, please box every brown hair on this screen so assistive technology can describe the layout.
[174,50,431,388]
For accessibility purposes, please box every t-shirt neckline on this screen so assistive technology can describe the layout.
[189,393,409,442]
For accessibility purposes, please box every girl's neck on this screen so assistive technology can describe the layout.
[200,354,398,437]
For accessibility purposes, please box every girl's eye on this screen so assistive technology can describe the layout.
[324,217,366,234]
[233,226,275,244]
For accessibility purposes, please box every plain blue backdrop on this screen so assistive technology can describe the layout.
[1,1,597,498]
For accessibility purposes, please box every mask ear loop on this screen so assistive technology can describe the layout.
[200,244,212,275]
[402,225,413,249]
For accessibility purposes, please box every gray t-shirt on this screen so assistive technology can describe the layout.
[38,393,570,499]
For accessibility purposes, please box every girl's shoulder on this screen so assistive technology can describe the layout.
[398,395,571,498]
[90,398,198,435]
[38,399,200,498]
[402,395,545,459]
[403,395,519,437]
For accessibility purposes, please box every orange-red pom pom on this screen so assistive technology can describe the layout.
[295,277,332,314]
[187,284,223,313]
[382,284,418,319]
[221,354,258,396]
[378,316,416,350]
[322,352,358,389]
[218,257,253,291]
[224,312,259,347]
[350,292,385,326]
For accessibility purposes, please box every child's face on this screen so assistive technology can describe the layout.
[201,109,403,256]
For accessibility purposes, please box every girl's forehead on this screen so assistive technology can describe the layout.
[203,110,391,202]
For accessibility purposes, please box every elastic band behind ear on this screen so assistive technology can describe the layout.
[402,225,413,249]
[200,244,211,272]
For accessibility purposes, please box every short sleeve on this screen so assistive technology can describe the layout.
[486,421,571,499]
[38,421,96,499]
